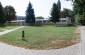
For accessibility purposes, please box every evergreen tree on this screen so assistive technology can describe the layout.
[57,0,61,21]
[50,1,61,23]
[26,2,35,25]
[57,0,61,13]
[0,2,5,26]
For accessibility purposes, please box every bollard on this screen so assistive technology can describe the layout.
[22,30,25,40]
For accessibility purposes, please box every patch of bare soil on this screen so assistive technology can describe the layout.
[46,27,80,49]
[49,37,80,49]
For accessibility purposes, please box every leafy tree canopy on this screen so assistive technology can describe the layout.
[36,16,44,19]
[4,6,16,23]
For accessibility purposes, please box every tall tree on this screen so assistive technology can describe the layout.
[66,0,85,25]
[61,8,75,23]
[4,6,16,24]
[0,2,5,26]
[36,16,44,19]
[57,0,61,13]
[61,8,71,18]
[50,0,61,23]
[26,2,35,25]
[73,0,85,25]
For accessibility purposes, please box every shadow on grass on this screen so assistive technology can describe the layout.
[22,39,28,42]
[56,25,76,27]
[26,25,46,27]
[0,25,6,28]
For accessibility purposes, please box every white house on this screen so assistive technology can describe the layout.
[56,17,72,25]
[6,16,26,26]
[8,16,72,26]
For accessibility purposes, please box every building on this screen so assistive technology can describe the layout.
[8,16,72,26]
[35,19,50,25]
[56,17,72,26]
[6,16,26,26]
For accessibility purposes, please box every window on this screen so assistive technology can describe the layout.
[62,20,66,22]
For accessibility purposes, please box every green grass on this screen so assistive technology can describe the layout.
[0,26,18,30]
[0,26,19,32]
[0,29,5,32]
[0,25,79,49]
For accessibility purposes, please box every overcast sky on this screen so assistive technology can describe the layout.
[0,0,72,18]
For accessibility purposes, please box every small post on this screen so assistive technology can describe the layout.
[22,30,25,40]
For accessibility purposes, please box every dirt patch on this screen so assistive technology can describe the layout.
[46,27,81,49]
[48,37,80,49]
[75,27,80,33]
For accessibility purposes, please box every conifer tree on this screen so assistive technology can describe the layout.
[50,0,61,23]
[26,2,35,25]
[0,2,5,26]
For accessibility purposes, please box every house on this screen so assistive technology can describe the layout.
[56,17,72,26]
[6,16,26,26]
[35,19,50,25]
[9,16,50,26]
[8,16,72,26]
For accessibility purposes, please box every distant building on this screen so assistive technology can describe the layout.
[56,17,72,26]
[35,19,50,25]
[16,16,25,20]
[6,16,26,26]
[9,16,50,26]
[7,16,72,26]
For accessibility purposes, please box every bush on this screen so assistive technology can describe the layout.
[68,24,75,26]
[79,17,85,25]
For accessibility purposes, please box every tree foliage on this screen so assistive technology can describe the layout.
[61,8,72,18]
[0,2,6,26]
[36,16,44,19]
[26,2,35,25]
[4,6,16,23]
[61,8,75,23]
[73,0,85,25]
[50,0,61,23]
[66,0,85,25]
[57,0,61,12]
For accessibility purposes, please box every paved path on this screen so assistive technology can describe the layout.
[0,26,24,35]
[0,43,80,55]
[0,26,81,55]
[80,26,85,55]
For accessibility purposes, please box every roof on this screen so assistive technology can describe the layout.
[11,20,25,22]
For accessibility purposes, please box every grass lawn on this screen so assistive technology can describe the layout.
[0,26,19,29]
[0,26,19,32]
[0,25,80,49]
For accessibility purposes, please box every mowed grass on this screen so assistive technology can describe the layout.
[0,26,19,32]
[0,26,18,30]
[0,25,80,49]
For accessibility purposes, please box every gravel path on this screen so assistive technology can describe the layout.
[80,26,85,55]
[0,42,80,55]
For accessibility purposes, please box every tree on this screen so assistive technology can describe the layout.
[0,2,6,26]
[60,8,75,23]
[50,2,61,23]
[4,6,16,24]
[61,8,72,18]
[26,2,35,25]
[57,0,61,15]
[36,16,44,19]
[66,0,85,25]
[73,0,85,25]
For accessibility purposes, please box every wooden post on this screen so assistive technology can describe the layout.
[22,30,25,40]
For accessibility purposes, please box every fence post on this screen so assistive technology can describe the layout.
[22,30,25,40]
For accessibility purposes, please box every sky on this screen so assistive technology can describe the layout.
[0,0,72,18]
